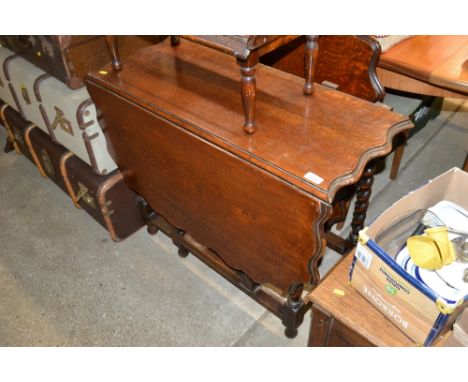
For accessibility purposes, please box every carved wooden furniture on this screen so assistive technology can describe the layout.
[262,35,385,103]
[107,35,318,134]
[260,35,393,241]
[261,35,417,181]
[85,39,412,336]
[306,253,451,346]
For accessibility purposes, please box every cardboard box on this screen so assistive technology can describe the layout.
[445,308,468,346]
[349,168,468,346]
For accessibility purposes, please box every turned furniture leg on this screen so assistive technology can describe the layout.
[147,225,159,235]
[303,35,319,95]
[463,153,468,172]
[237,52,259,134]
[282,282,307,338]
[138,196,159,235]
[174,230,189,258]
[105,35,122,71]
[348,161,376,245]
[3,137,14,153]
[390,130,409,180]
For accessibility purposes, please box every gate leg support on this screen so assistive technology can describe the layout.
[347,161,376,246]
[281,282,310,338]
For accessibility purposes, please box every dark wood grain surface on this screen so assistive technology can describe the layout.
[85,38,412,294]
[87,39,411,203]
[83,84,331,292]
[262,35,385,102]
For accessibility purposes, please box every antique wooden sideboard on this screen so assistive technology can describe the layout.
[85,38,412,336]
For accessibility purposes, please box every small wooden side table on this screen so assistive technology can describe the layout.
[306,253,447,346]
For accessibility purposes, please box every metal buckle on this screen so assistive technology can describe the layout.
[76,182,96,209]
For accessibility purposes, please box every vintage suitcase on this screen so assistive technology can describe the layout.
[0,47,19,108]
[27,116,71,193]
[0,35,160,89]
[2,102,144,241]
[2,46,117,175]
[1,46,45,125]
[0,102,21,154]
[60,155,145,242]
[1,104,48,177]
[34,71,117,175]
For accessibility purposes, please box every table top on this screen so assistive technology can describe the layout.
[379,35,468,94]
[87,39,411,203]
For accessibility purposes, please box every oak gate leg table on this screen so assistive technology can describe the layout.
[86,38,412,337]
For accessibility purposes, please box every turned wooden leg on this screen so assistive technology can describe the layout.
[178,246,189,258]
[303,35,319,95]
[170,36,180,46]
[105,35,122,71]
[237,53,258,134]
[390,130,409,180]
[282,282,305,338]
[147,225,159,235]
[348,161,376,245]
[173,230,189,258]
[137,196,159,236]
[463,153,468,172]
[286,282,303,309]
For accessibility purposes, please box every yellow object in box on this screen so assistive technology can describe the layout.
[349,168,468,346]
[407,226,456,270]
